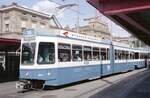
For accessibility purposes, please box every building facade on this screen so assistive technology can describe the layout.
[77,17,111,40]
[129,36,148,48]
[113,36,130,45]
[0,3,62,82]
[0,3,61,39]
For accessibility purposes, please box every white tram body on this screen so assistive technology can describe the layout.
[17,28,149,89]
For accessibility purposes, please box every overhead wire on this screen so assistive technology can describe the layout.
[48,0,86,16]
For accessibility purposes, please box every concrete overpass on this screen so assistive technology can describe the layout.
[87,0,150,45]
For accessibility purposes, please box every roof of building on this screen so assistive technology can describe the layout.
[0,3,62,28]
[0,2,51,19]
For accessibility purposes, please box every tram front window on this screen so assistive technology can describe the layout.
[21,43,36,65]
[37,42,55,64]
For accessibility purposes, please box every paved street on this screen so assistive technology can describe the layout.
[0,68,149,98]
[90,69,150,98]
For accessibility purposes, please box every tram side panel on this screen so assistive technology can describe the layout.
[48,63,101,86]
[113,47,134,73]
[44,40,103,86]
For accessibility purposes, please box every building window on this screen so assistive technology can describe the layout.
[32,15,36,18]
[37,42,55,64]
[40,23,45,29]
[84,46,92,61]
[31,22,37,29]
[5,24,9,32]
[58,43,71,62]
[22,13,26,15]
[21,27,26,32]
[21,20,27,28]
[72,45,82,61]
[93,47,100,61]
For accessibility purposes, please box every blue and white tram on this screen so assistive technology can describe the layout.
[16,29,149,89]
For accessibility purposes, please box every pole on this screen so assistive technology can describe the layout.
[77,0,79,33]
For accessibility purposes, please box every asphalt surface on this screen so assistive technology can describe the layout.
[0,68,149,98]
[90,69,150,98]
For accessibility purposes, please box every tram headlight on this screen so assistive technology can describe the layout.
[48,72,51,76]
[47,70,51,76]
[25,72,29,76]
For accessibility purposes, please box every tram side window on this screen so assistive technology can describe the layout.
[115,50,121,60]
[130,52,135,59]
[115,50,117,60]
[148,53,150,59]
[72,45,82,61]
[144,53,147,59]
[107,48,110,60]
[101,48,107,60]
[93,47,100,61]
[37,42,55,64]
[125,51,129,59]
[140,53,144,59]
[135,52,139,59]
[58,43,71,62]
[122,51,126,60]
[84,46,92,61]
[118,50,122,60]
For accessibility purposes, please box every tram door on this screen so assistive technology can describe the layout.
[100,44,114,76]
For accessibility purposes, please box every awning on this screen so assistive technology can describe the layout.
[0,38,20,51]
[87,0,150,45]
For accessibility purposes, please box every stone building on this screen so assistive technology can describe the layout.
[74,17,111,40]
[113,36,130,45]
[0,3,61,39]
[0,3,62,82]
[112,36,148,48]
[129,36,148,48]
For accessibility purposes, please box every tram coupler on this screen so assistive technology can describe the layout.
[16,80,32,90]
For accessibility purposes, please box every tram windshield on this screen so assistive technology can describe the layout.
[37,42,55,64]
[21,43,36,65]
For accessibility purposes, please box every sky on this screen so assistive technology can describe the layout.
[0,0,130,37]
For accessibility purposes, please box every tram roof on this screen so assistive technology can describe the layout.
[23,28,112,45]
[23,28,149,52]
